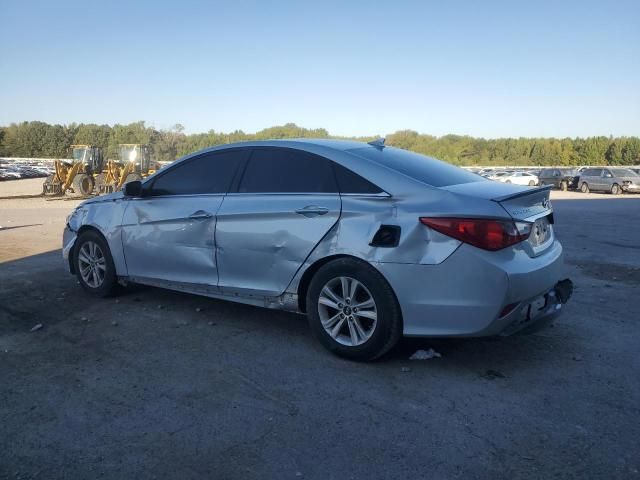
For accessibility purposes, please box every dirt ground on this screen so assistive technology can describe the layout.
[1,179,639,479]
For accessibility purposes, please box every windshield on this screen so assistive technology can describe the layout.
[72,147,90,163]
[120,145,141,163]
[560,168,578,175]
[611,168,638,177]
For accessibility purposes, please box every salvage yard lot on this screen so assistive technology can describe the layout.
[1,179,639,479]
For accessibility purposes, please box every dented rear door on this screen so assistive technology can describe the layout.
[215,147,341,296]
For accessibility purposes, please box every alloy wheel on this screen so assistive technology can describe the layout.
[78,241,106,288]
[317,276,378,346]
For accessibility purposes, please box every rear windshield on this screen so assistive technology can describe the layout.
[347,146,485,187]
[611,168,638,177]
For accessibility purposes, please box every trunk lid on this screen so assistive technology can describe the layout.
[442,181,553,221]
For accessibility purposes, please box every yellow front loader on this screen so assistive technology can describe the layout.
[42,145,104,196]
[96,144,156,194]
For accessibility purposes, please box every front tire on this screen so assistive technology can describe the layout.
[611,184,621,195]
[74,230,118,297]
[72,173,94,197]
[581,182,589,193]
[307,258,402,361]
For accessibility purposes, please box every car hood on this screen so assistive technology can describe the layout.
[81,191,124,206]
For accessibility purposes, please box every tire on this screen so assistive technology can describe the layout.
[505,180,512,184]
[73,230,118,297]
[560,181,568,191]
[42,175,54,195]
[72,173,94,197]
[581,182,589,193]
[528,180,535,186]
[306,257,402,361]
[611,184,620,195]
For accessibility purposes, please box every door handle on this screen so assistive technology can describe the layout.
[295,206,329,217]
[189,210,213,220]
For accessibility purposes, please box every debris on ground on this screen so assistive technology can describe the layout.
[30,323,43,332]
[483,369,506,380]
[409,348,442,360]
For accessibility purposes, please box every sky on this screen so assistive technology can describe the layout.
[0,0,638,138]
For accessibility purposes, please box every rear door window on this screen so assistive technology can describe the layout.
[333,163,383,194]
[149,150,246,196]
[238,148,337,193]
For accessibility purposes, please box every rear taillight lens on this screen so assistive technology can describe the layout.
[419,217,532,251]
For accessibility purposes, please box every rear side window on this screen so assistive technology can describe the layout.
[150,150,245,196]
[333,163,383,194]
[347,146,484,187]
[238,148,337,193]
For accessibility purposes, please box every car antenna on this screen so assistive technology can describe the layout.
[368,137,386,149]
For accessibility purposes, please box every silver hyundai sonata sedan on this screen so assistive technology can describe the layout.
[63,139,572,360]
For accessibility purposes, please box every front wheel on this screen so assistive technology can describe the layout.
[307,258,402,361]
[611,184,621,195]
[581,182,589,193]
[72,173,94,197]
[74,231,118,297]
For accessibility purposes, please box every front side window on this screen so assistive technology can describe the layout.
[149,150,245,196]
[238,148,337,193]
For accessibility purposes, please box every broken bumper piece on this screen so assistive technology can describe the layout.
[501,278,573,335]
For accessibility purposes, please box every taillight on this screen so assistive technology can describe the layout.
[419,217,532,251]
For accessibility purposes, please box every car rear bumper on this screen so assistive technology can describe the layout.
[375,239,569,337]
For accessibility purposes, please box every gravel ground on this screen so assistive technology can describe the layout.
[1,181,639,479]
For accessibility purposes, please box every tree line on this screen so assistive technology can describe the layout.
[1,121,639,166]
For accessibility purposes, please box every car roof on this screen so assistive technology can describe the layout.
[205,138,377,153]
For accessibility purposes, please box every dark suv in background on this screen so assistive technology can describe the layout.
[538,168,579,190]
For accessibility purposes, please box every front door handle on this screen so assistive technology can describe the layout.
[295,206,329,217]
[189,210,213,220]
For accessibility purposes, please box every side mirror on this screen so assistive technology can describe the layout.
[123,180,143,197]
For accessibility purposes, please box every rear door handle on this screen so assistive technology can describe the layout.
[295,206,329,217]
[189,210,213,220]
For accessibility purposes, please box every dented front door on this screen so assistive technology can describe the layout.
[121,195,224,286]
[215,194,341,296]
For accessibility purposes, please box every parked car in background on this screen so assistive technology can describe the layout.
[487,171,512,180]
[62,139,572,360]
[496,171,539,186]
[578,167,640,194]
[538,168,579,190]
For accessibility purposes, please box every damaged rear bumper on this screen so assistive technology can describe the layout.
[499,279,573,335]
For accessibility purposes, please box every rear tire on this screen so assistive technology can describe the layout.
[560,181,568,191]
[611,184,621,195]
[72,173,94,197]
[73,230,118,297]
[306,258,402,361]
[528,180,535,186]
[581,182,589,193]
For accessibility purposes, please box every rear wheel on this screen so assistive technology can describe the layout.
[611,184,621,195]
[581,182,589,193]
[560,181,568,191]
[72,173,94,197]
[528,180,535,186]
[307,258,402,361]
[74,230,118,297]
